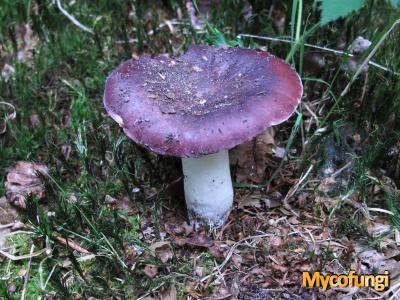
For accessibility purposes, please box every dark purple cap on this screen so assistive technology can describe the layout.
[104,45,302,157]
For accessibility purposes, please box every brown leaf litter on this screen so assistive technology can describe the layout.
[230,128,275,183]
[1,24,39,80]
[150,241,174,263]
[144,264,158,278]
[173,232,223,258]
[5,161,48,209]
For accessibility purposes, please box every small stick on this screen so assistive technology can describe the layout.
[359,71,369,104]
[55,236,90,254]
[237,33,399,76]
[0,100,17,134]
[0,223,15,229]
[55,0,94,35]
[200,233,273,282]
[331,161,352,178]
[282,164,314,213]
[0,247,46,261]
[20,245,35,300]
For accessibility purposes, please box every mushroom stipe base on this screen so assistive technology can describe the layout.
[182,150,233,228]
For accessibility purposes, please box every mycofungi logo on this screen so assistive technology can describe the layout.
[302,271,390,292]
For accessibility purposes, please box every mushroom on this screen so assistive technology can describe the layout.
[103,45,302,227]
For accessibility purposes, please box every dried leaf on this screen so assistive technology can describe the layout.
[160,285,177,300]
[61,143,72,161]
[150,241,173,263]
[14,24,39,67]
[0,196,18,225]
[143,264,158,278]
[29,110,40,128]
[232,254,243,269]
[1,63,15,81]
[194,266,203,277]
[230,128,274,183]
[271,262,288,273]
[366,222,391,238]
[357,248,400,277]
[173,233,222,258]
[269,236,283,248]
[238,196,261,209]
[5,161,48,208]
[272,10,285,34]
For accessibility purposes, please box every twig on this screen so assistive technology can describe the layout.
[237,33,399,76]
[55,0,94,35]
[331,161,352,178]
[20,245,34,300]
[55,236,90,254]
[200,233,273,282]
[303,101,319,126]
[367,207,394,215]
[282,164,314,213]
[0,223,15,230]
[0,100,17,134]
[39,257,56,291]
[100,233,128,269]
[0,247,46,261]
[359,71,369,104]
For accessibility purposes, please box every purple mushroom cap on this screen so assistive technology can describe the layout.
[104,45,302,157]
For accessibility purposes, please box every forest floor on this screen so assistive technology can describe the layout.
[1,1,400,299]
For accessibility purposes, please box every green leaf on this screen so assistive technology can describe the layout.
[318,0,366,25]
[390,0,400,6]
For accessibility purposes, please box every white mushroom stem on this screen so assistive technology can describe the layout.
[181,150,233,227]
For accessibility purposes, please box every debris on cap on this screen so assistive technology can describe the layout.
[104,45,303,157]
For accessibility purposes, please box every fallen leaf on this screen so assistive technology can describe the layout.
[143,264,158,278]
[29,110,40,128]
[210,286,231,300]
[230,128,274,183]
[272,10,286,34]
[0,196,19,225]
[273,146,286,158]
[18,269,27,277]
[269,236,283,248]
[0,197,20,249]
[5,161,48,208]
[194,266,203,277]
[350,36,372,55]
[1,63,15,81]
[160,285,177,300]
[14,24,39,67]
[173,233,222,258]
[238,196,261,209]
[357,247,400,277]
[366,222,391,238]
[61,143,72,161]
[271,262,288,273]
[263,191,283,208]
[150,241,173,263]
[232,254,243,269]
